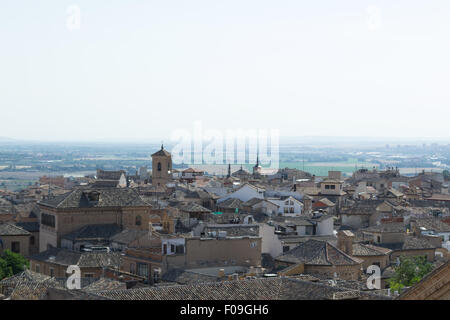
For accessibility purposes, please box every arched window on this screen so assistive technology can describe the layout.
[136,215,142,226]
[157,162,161,171]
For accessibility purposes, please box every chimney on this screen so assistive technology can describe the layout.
[337,231,354,256]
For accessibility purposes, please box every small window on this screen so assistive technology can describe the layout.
[35,264,40,273]
[175,245,185,254]
[153,268,161,283]
[30,236,35,246]
[157,162,161,171]
[11,241,20,253]
[50,268,55,278]
[325,185,330,190]
[84,273,94,278]
[330,185,336,189]
[41,213,56,228]
[130,263,135,274]
[135,215,142,226]
[137,263,149,278]
[283,245,290,252]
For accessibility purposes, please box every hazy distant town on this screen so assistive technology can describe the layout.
[1,138,449,192]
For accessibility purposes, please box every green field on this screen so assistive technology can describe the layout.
[277,161,378,177]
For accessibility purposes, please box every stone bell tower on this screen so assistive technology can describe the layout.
[151,144,172,187]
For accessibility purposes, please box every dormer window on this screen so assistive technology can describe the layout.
[87,191,99,202]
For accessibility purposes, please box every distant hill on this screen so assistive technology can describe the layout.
[0,137,16,142]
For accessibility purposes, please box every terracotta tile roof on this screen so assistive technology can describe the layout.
[83,278,127,292]
[275,239,362,266]
[0,223,31,236]
[29,248,121,268]
[341,201,383,215]
[96,170,125,180]
[352,243,392,256]
[0,270,64,300]
[400,236,438,250]
[363,223,406,233]
[94,277,389,300]
[161,269,218,285]
[413,217,450,233]
[110,229,149,245]
[398,260,450,300]
[91,180,120,188]
[217,198,243,209]
[378,236,438,251]
[15,222,40,233]
[151,148,171,157]
[175,202,211,213]
[62,224,122,241]
[316,198,336,207]
[204,224,259,237]
[38,188,150,209]
[279,235,338,245]
[243,197,266,207]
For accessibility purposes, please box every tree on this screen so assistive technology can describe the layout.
[0,258,12,280]
[0,250,29,280]
[388,255,433,292]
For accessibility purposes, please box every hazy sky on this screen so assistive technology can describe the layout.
[1,1,450,142]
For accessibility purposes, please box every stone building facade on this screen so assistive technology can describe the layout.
[0,223,31,257]
[37,188,152,252]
